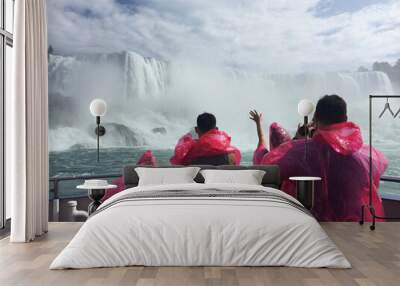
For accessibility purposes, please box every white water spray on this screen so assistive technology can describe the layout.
[48,51,394,151]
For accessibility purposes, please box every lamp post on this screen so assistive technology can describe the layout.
[89,99,107,162]
[297,99,315,161]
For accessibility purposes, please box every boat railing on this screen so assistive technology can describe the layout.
[49,173,120,221]
[380,176,400,183]
[379,176,400,201]
[50,173,121,199]
[48,174,400,220]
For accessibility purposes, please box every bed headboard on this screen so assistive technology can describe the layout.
[123,165,281,189]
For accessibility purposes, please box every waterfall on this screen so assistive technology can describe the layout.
[262,71,393,98]
[49,51,168,102]
[48,51,395,151]
[123,51,168,100]
[343,71,393,96]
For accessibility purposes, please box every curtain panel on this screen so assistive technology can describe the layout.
[8,0,49,242]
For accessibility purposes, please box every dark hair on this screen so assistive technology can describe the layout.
[314,94,347,125]
[197,112,217,133]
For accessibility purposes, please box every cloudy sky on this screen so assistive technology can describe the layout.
[47,0,400,73]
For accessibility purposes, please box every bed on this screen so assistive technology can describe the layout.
[50,165,350,269]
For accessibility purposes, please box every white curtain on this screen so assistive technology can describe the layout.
[8,0,49,242]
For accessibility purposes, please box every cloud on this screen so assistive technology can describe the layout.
[47,0,400,73]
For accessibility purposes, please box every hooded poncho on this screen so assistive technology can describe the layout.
[170,129,241,165]
[253,121,387,221]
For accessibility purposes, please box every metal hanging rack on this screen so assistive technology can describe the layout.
[360,95,400,230]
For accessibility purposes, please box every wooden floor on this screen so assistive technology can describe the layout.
[0,222,399,286]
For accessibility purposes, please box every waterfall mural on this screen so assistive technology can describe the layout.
[48,51,394,151]
[47,0,400,197]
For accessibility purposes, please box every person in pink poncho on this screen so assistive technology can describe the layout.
[250,95,388,221]
[170,112,241,165]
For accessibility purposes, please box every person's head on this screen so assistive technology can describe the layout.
[313,94,347,127]
[195,112,217,136]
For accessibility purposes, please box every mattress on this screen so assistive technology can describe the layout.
[50,183,350,269]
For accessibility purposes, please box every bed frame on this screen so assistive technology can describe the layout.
[123,165,281,189]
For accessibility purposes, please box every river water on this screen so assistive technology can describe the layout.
[50,146,399,198]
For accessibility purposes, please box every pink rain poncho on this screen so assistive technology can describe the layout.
[102,150,157,202]
[269,122,291,150]
[253,122,291,165]
[253,121,388,222]
[170,129,241,165]
[136,150,157,166]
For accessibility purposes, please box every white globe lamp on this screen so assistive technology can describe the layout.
[90,99,107,117]
[89,99,107,162]
[298,99,314,117]
[297,99,314,131]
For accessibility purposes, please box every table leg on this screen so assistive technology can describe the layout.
[88,189,106,215]
[296,181,315,210]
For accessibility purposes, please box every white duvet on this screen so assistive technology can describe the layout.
[50,183,350,269]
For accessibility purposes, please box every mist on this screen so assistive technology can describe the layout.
[48,50,395,152]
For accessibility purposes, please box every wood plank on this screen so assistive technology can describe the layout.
[0,222,399,286]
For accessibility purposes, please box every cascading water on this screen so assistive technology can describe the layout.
[48,50,395,152]
[124,51,168,100]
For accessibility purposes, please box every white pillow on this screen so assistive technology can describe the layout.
[200,169,266,185]
[135,167,201,186]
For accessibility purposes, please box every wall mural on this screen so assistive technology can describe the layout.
[47,0,400,197]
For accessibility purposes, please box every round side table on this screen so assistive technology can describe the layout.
[77,181,117,215]
[289,176,321,210]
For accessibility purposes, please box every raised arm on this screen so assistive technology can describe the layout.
[249,110,267,148]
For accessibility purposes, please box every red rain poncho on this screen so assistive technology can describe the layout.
[170,129,241,165]
[253,121,387,221]
[102,150,157,202]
